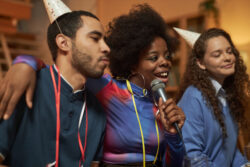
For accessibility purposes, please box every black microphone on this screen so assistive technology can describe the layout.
[150,79,183,140]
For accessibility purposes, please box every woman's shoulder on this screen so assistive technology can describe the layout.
[178,85,207,117]
[182,85,203,99]
[86,73,113,94]
[178,85,206,108]
[102,73,112,81]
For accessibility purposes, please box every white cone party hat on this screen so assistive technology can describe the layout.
[43,0,71,23]
[173,27,200,48]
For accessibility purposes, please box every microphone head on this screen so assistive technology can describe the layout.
[151,79,166,92]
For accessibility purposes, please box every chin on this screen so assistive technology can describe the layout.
[224,71,235,77]
[89,71,104,79]
[155,77,168,84]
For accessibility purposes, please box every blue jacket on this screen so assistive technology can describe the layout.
[0,66,106,167]
[178,85,247,167]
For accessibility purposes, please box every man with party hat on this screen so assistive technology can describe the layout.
[0,0,110,166]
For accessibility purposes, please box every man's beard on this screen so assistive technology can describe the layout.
[71,44,104,79]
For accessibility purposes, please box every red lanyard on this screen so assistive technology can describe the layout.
[78,99,88,167]
[50,65,88,167]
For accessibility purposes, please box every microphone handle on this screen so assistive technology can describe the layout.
[157,88,168,102]
[173,122,183,140]
[158,88,186,154]
[158,88,181,136]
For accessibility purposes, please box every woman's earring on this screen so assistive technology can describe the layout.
[128,72,148,97]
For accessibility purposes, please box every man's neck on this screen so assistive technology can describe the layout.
[55,56,86,91]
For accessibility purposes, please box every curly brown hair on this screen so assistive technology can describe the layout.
[176,28,250,137]
[106,4,178,79]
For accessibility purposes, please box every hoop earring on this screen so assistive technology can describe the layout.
[128,72,147,97]
[128,72,146,89]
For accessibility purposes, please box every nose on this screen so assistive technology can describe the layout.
[159,55,171,68]
[101,40,110,55]
[223,52,232,62]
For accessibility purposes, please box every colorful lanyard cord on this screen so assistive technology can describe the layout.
[126,80,160,167]
[50,65,88,167]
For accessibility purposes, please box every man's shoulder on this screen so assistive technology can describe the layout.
[36,67,53,89]
[37,67,50,78]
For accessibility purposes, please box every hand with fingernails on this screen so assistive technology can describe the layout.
[157,98,185,134]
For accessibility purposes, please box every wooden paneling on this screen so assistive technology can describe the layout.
[0,33,39,77]
[0,0,32,19]
[0,18,17,34]
[0,34,12,67]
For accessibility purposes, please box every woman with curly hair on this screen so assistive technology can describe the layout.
[94,4,185,167]
[0,4,185,167]
[177,28,249,166]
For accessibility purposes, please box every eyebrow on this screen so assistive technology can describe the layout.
[88,30,103,37]
[211,46,232,54]
[148,50,169,54]
[148,51,158,54]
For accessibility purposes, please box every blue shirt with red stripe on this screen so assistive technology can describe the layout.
[87,74,184,166]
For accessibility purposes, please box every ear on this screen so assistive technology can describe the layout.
[55,34,71,52]
[130,66,137,75]
[196,59,206,70]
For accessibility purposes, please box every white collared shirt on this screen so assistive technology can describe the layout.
[210,78,227,107]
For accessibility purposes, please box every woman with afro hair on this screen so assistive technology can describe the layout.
[96,4,185,166]
[177,28,249,167]
[0,4,185,167]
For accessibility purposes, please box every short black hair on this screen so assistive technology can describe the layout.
[106,4,178,78]
[47,10,99,61]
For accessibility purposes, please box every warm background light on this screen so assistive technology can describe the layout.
[0,0,249,155]
[218,0,250,74]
